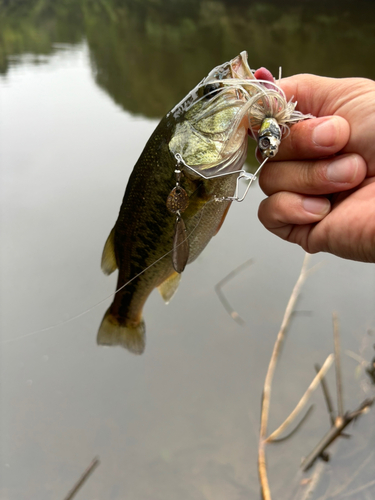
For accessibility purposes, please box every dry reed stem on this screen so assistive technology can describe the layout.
[266,354,334,443]
[258,253,311,500]
[271,405,314,443]
[332,312,344,419]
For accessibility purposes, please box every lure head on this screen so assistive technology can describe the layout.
[258,117,281,158]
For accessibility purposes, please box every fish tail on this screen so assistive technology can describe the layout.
[97,307,146,355]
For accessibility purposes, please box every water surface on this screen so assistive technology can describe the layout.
[1,2,375,499]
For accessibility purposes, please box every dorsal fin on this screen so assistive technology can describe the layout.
[101,227,117,275]
[157,271,181,304]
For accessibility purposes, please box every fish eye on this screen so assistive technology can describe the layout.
[259,137,270,150]
[203,82,221,99]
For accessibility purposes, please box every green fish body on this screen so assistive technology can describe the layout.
[97,51,309,354]
[98,113,236,353]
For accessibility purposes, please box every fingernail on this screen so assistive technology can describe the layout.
[302,197,330,215]
[312,118,339,147]
[326,154,358,183]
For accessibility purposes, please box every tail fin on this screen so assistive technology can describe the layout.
[97,307,146,355]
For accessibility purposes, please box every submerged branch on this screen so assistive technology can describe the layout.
[63,457,100,500]
[214,258,253,326]
[301,398,374,471]
[315,362,336,427]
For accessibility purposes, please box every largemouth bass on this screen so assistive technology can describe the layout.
[97,51,310,354]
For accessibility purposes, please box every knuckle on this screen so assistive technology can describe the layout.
[288,120,313,156]
[301,161,327,191]
[258,164,276,194]
[272,192,290,219]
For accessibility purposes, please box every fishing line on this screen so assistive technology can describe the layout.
[2,197,219,345]
[4,60,311,346]
[3,162,262,346]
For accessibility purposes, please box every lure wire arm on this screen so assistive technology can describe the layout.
[175,153,247,181]
[174,153,268,203]
[225,157,268,202]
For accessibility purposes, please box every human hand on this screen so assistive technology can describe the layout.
[258,74,375,262]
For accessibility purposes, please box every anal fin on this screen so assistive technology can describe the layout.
[157,271,181,304]
[101,227,117,275]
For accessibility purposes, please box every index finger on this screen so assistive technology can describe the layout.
[279,74,342,116]
[272,115,350,161]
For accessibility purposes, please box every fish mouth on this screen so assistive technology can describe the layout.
[169,51,267,176]
[229,51,255,81]
[229,51,255,139]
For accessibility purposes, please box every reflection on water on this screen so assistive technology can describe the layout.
[1,1,375,499]
[1,0,375,117]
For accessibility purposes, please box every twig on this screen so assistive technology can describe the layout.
[301,398,374,471]
[332,312,344,419]
[315,363,335,427]
[63,457,100,500]
[258,253,311,500]
[266,355,334,443]
[271,405,314,444]
[214,259,253,326]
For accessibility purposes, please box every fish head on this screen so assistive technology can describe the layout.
[169,51,262,177]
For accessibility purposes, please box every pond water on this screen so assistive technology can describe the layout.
[1,2,375,499]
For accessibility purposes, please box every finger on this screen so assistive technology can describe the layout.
[259,153,367,197]
[272,116,350,161]
[279,74,338,115]
[279,74,372,117]
[258,191,330,241]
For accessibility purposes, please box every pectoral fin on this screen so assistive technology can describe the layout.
[157,271,181,304]
[101,227,117,275]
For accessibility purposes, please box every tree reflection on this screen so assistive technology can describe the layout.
[1,0,375,117]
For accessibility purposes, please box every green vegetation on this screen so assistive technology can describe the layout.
[1,0,375,117]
